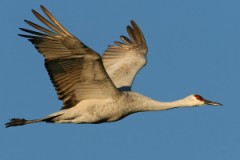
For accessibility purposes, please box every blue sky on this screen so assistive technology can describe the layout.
[1,0,239,160]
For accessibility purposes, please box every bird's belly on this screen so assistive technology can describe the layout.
[61,98,130,123]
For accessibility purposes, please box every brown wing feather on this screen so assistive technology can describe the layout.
[19,5,120,109]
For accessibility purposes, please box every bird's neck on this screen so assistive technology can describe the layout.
[126,92,193,112]
[142,98,191,111]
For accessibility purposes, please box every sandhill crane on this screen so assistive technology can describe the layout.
[5,6,222,128]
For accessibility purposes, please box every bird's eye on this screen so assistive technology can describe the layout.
[194,94,204,101]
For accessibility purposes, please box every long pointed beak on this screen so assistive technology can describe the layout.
[204,99,223,106]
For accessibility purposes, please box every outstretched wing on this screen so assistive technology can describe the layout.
[19,5,120,110]
[102,21,148,91]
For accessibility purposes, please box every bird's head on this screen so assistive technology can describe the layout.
[184,94,223,106]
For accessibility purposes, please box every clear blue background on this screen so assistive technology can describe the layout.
[1,0,239,160]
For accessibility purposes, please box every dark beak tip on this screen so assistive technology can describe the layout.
[215,101,223,106]
[205,100,223,106]
[211,102,223,106]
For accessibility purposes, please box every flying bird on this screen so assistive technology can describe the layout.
[5,6,222,127]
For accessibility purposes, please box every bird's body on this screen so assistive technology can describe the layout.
[47,92,140,124]
[5,6,222,127]
[51,92,198,124]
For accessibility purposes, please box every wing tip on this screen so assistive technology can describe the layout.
[31,9,37,15]
[40,5,45,10]
[130,20,136,26]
